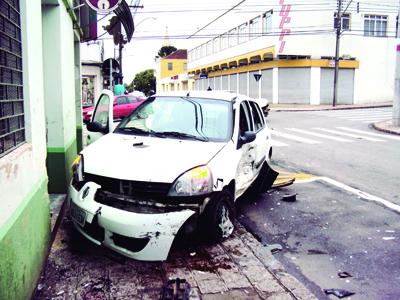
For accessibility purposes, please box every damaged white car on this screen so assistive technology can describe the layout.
[69,90,277,261]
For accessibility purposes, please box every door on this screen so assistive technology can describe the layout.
[248,100,269,167]
[86,89,114,145]
[235,101,257,197]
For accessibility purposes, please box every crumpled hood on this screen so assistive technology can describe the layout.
[81,133,226,183]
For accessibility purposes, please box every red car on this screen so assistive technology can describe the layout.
[83,94,145,124]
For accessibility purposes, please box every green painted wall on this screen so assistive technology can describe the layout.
[0,178,50,300]
[46,138,77,193]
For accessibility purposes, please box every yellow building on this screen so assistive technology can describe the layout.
[156,49,195,92]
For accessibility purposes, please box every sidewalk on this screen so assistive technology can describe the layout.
[270,102,392,112]
[33,199,316,300]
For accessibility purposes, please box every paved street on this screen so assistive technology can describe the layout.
[238,107,400,299]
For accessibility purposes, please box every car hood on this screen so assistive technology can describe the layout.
[81,133,226,183]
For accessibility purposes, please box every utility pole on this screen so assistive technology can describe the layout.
[333,0,342,107]
[394,45,400,126]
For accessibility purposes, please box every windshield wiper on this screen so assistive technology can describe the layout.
[116,127,166,138]
[156,131,209,142]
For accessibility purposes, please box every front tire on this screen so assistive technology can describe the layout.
[201,190,235,242]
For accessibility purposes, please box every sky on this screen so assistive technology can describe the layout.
[96,0,276,84]
[89,0,400,84]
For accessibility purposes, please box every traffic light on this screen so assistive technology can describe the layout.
[104,16,123,45]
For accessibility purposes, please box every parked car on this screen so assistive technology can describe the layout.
[70,90,277,261]
[82,94,145,124]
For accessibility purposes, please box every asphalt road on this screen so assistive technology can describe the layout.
[237,107,400,300]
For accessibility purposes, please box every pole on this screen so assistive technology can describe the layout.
[333,0,342,107]
[119,42,123,84]
[109,57,113,91]
[394,45,400,126]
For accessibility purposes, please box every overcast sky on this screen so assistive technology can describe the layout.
[97,0,273,84]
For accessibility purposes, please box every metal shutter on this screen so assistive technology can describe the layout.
[249,71,259,98]
[278,68,311,104]
[261,69,273,101]
[320,68,354,105]
[222,75,228,90]
[230,74,238,93]
[239,72,247,95]
[214,76,221,90]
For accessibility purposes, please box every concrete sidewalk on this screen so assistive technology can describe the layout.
[33,202,316,300]
[270,102,392,112]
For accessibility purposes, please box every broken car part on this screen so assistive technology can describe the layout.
[324,288,355,299]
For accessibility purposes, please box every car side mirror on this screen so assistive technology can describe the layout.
[238,131,256,148]
[87,121,107,133]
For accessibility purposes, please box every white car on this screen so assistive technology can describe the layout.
[70,90,277,261]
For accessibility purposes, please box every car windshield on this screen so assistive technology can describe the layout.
[116,96,233,142]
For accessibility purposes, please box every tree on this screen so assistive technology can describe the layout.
[158,45,177,58]
[131,69,156,96]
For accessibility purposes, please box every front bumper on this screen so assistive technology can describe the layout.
[69,182,196,261]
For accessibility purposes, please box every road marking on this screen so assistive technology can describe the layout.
[286,128,353,142]
[337,127,400,141]
[320,177,400,214]
[293,175,400,214]
[313,128,385,142]
[271,140,289,147]
[272,130,320,144]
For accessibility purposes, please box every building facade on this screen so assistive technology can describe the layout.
[156,49,195,92]
[0,0,82,298]
[188,0,398,104]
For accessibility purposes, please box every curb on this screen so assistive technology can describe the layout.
[372,121,400,136]
[271,104,392,112]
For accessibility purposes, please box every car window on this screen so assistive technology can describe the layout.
[116,96,233,142]
[239,102,252,135]
[127,96,140,103]
[117,97,127,105]
[92,94,110,127]
[249,101,264,131]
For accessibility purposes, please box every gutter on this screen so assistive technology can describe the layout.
[61,0,84,38]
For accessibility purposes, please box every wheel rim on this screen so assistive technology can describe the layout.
[218,205,234,238]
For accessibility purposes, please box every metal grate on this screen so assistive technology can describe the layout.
[0,0,24,157]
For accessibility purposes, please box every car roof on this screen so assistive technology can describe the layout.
[154,90,245,102]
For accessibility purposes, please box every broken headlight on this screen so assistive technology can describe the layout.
[168,166,213,196]
[72,155,84,182]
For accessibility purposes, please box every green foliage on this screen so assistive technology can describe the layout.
[158,45,177,57]
[131,69,156,96]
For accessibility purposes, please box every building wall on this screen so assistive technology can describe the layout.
[0,1,49,299]
[159,58,187,79]
[188,0,398,104]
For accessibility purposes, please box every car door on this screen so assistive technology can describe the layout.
[235,100,257,197]
[248,100,269,169]
[86,89,114,145]
[114,96,128,118]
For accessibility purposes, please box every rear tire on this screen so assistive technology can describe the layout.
[201,190,235,242]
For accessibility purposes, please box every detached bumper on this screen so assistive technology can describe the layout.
[69,182,195,261]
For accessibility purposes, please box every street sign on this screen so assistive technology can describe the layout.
[85,0,122,13]
[199,73,208,79]
[254,74,262,82]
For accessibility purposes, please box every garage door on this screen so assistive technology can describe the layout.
[230,74,238,93]
[215,76,221,90]
[249,71,259,98]
[222,75,229,90]
[261,69,273,101]
[320,68,354,105]
[239,72,247,95]
[278,68,311,104]
[194,80,200,90]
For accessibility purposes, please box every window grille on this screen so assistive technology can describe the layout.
[0,0,24,157]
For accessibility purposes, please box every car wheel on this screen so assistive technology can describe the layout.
[201,190,235,242]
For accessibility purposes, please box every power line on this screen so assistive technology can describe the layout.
[187,0,248,39]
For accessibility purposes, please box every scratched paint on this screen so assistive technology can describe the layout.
[279,0,292,53]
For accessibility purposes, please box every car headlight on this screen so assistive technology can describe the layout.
[168,166,213,196]
[72,155,84,182]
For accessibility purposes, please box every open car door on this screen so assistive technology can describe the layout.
[86,89,114,145]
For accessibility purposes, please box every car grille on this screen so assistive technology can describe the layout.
[84,173,172,200]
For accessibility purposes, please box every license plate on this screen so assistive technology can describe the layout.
[70,202,87,227]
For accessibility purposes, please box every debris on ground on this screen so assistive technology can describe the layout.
[264,243,283,254]
[338,271,352,278]
[324,288,355,298]
[282,193,297,202]
[161,278,198,300]
[382,237,395,240]
[307,249,328,255]
[190,252,196,257]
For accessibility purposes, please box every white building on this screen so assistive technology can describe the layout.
[188,0,399,105]
[81,42,104,106]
